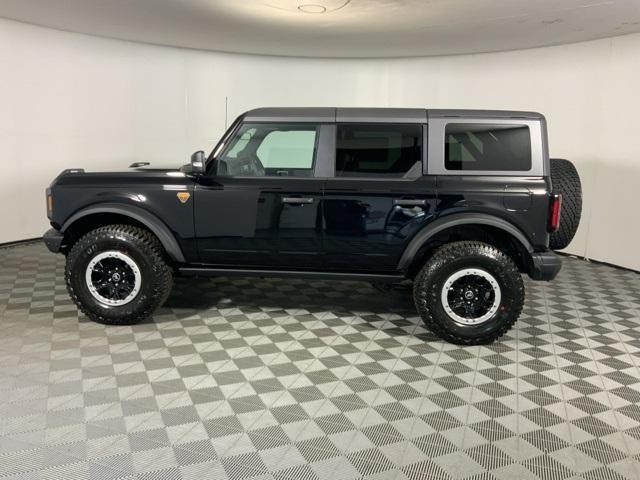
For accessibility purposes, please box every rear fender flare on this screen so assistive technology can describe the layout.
[61,204,186,263]
[397,213,533,272]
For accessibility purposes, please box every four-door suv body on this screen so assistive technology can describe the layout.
[43,108,572,344]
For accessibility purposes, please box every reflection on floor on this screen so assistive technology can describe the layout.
[1,242,640,480]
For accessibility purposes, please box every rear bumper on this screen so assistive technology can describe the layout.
[529,250,562,281]
[43,228,64,253]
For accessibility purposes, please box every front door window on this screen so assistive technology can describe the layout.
[217,123,318,177]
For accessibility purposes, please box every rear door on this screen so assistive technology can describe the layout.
[322,118,437,272]
[194,122,326,268]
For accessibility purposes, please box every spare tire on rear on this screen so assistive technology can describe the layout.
[549,158,582,250]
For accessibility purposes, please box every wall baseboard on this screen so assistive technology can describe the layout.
[0,237,42,249]
[556,251,639,274]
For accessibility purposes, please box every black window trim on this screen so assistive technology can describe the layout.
[444,123,531,172]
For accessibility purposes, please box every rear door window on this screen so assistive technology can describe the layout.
[335,124,422,178]
[445,124,531,171]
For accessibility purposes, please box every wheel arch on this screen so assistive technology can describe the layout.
[398,213,534,277]
[61,204,186,263]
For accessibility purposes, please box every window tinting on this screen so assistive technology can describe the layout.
[217,123,317,177]
[445,123,531,172]
[335,124,422,178]
[256,130,316,169]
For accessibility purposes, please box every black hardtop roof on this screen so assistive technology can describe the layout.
[242,107,544,123]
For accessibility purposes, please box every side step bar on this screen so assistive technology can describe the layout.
[178,267,404,283]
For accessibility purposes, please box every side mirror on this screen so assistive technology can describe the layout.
[190,150,206,174]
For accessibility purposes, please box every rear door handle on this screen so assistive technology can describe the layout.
[393,198,426,206]
[282,197,314,204]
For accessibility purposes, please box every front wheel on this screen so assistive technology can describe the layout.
[413,241,524,345]
[65,225,173,325]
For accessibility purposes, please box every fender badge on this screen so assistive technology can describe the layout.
[177,192,191,204]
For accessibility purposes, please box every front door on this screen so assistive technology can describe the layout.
[194,122,324,268]
[322,123,437,271]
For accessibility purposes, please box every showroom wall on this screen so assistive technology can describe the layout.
[0,18,638,270]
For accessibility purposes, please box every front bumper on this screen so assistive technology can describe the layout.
[529,250,562,281]
[43,228,64,253]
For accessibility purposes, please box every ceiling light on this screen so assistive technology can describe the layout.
[298,4,327,14]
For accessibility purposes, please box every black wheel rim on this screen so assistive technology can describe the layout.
[441,268,501,325]
[85,251,141,306]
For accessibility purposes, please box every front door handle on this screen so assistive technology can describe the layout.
[282,197,314,204]
[393,198,426,207]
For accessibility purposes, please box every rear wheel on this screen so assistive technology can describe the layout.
[413,241,524,345]
[65,225,173,325]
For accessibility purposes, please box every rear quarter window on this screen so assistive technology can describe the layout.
[445,124,531,172]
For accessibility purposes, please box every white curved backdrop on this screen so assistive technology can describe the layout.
[0,19,638,270]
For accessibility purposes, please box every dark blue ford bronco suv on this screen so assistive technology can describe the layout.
[43,108,582,344]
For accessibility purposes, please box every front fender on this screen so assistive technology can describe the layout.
[61,203,186,263]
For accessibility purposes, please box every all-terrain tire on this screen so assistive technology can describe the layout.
[65,225,173,325]
[413,241,524,345]
[549,158,582,250]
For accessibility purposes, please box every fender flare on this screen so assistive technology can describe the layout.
[61,203,186,263]
[397,213,534,272]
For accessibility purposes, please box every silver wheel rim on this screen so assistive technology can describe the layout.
[440,268,501,326]
[85,251,142,307]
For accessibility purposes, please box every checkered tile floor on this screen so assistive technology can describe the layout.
[1,242,640,480]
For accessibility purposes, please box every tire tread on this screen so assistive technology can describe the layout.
[550,158,582,250]
[413,241,524,345]
[65,224,172,325]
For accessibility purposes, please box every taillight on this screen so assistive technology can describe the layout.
[46,188,53,218]
[548,193,562,232]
